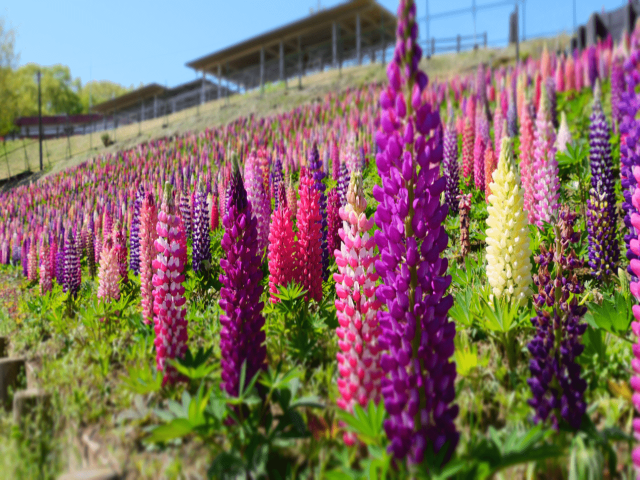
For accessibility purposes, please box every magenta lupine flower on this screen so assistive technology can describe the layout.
[152,182,188,386]
[97,238,121,303]
[333,171,383,446]
[140,192,158,325]
[532,84,560,226]
[113,225,128,285]
[373,0,458,463]
[629,167,640,471]
[267,203,296,303]
[39,237,52,295]
[27,237,38,282]
[296,169,324,303]
[219,164,267,396]
[327,189,341,256]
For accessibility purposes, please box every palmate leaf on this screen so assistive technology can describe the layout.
[170,346,218,380]
[584,289,633,339]
[336,400,386,446]
[120,362,163,395]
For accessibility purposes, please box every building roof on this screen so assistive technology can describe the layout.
[185,0,396,79]
[92,84,167,114]
[15,114,103,126]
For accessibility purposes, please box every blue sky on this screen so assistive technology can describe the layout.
[2,0,629,88]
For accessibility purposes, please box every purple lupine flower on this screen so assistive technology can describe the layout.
[309,143,329,280]
[587,46,598,88]
[21,237,29,277]
[587,82,619,277]
[56,238,65,285]
[219,161,266,397]
[129,184,145,274]
[443,114,460,215]
[507,88,518,137]
[527,207,587,430]
[179,191,192,241]
[192,178,212,273]
[63,228,81,298]
[337,160,350,207]
[373,0,458,464]
[611,59,625,133]
[272,156,284,211]
[244,151,270,254]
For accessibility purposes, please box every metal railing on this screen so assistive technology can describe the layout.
[423,32,488,56]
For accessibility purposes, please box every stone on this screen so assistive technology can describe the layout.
[58,468,120,480]
[0,336,7,358]
[0,357,26,410]
[12,388,51,426]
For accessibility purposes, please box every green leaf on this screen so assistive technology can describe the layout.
[147,418,193,442]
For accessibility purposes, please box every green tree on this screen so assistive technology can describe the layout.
[0,16,18,136]
[78,80,131,113]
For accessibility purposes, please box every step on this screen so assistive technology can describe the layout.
[58,467,119,480]
[0,357,26,410]
[12,388,51,426]
[0,336,7,358]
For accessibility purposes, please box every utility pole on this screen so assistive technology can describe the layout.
[37,70,43,172]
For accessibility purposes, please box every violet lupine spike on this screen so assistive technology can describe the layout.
[244,151,270,254]
[309,143,329,280]
[63,229,81,298]
[506,89,518,138]
[140,192,158,326]
[589,81,616,208]
[333,171,383,446]
[374,0,458,464]
[152,182,188,386]
[219,163,266,396]
[129,184,145,274]
[527,207,587,430]
[179,191,192,241]
[55,240,65,286]
[337,160,350,207]
[272,156,284,211]
[192,178,212,273]
[442,115,460,216]
[611,59,625,133]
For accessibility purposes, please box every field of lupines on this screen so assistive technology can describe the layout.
[2,1,640,478]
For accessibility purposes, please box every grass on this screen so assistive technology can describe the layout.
[0,34,570,186]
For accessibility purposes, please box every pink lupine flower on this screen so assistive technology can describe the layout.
[267,205,296,303]
[39,237,52,295]
[532,84,560,226]
[333,170,382,446]
[97,238,121,303]
[152,182,188,386]
[27,237,38,282]
[628,168,640,474]
[296,169,323,302]
[140,192,158,325]
[112,225,128,285]
[462,118,475,185]
[520,104,536,222]
[287,176,297,221]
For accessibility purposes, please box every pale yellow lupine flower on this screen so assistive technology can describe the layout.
[485,137,533,304]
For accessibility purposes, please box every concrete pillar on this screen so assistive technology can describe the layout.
[153,96,158,118]
[218,65,222,99]
[201,71,206,104]
[356,14,362,65]
[0,357,26,411]
[298,36,302,89]
[279,41,285,81]
[0,337,6,358]
[332,22,338,67]
[260,46,265,93]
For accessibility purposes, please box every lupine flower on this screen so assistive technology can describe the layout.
[611,59,624,133]
[519,103,535,221]
[459,193,472,258]
[333,171,382,445]
[532,84,560,226]
[245,151,270,254]
[545,77,558,129]
[309,144,329,280]
[337,161,350,207]
[85,220,97,278]
[326,189,341,256]
[27,238,38,282]
[462,117,474,185]
[443,115,460,216]
[219,164,266,396]
[296,169,323,302]
[331,141,340,181]
[192,178,212,273]
[484,144,496,202]
[179,191,192,241]
[39,237,52,295]
[493,101,504,158]
[527,207,587,430]
[152,182,188,386]
[129,184,144,274]
[210,194,220,231]
[486,137,533,303]
[373,0,458,462]
[589,81,616,209]
[97,238,121,303]
[267,201,296,303]
[556,111,572,154]
[140,192,158,325]
[63,229,81,298]
[507,89,518,137]
[21,238,28,277]
[272,156,284,211]
[56,238,65,286]
[287,175,298,220]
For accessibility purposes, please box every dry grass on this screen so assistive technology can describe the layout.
[0,35,569,183]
